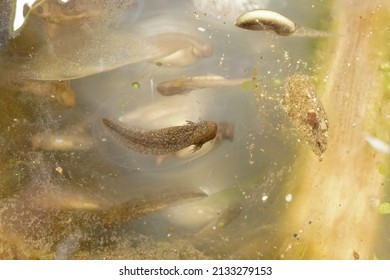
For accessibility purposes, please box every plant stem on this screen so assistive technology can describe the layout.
[278,0,390,259]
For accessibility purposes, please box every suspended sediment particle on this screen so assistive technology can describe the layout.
[283,74,329,159]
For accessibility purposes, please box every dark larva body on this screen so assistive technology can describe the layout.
[102,118,218,155]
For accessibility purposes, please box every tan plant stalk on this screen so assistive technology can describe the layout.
[278,0,390,259]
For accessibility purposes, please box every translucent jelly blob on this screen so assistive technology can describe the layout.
[193,0,270,22]
[28,0,144,28]
[93,85,226,171]
[88,55,267,176]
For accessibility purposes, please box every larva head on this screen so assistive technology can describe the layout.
[195,121,218,142]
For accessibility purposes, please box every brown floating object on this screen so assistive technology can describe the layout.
[283,74,329,159]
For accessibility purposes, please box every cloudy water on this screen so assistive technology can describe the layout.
[0,0,339,259]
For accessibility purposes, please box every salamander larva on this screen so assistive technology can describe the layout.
[102,118,218,155]
[156,75,250,95]
[235,9,330,37]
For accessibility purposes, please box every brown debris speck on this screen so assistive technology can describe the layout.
[353,250,360,260]
[283,74,329,159]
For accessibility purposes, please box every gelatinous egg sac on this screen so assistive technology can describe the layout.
[193,0,270,21]
[282,74,329,159]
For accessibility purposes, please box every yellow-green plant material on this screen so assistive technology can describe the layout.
[378,202,390,215]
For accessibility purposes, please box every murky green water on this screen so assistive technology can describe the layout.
[0,0,333,259]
